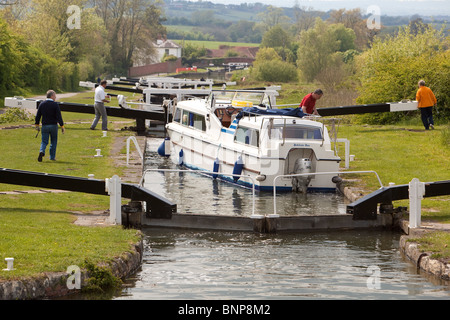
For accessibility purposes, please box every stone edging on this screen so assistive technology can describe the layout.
[0,239,143,300]
[399,235,450,281]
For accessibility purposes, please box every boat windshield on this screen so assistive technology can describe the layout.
[209,90,267,106]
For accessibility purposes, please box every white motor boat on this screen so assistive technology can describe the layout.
[158,89,342,192]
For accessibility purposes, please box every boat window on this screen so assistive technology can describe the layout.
[173,108,181,123]
[181,110,206,131]
[233,91,264,105]
[182,110,190,126]
[281,125,322,140]
[235,126,259,147]
[192,113,206,131]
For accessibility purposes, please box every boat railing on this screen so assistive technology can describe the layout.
[272,170,383,216]
[140,168,257,216]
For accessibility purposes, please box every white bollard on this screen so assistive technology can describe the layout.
[4,258,14,271]
[409,178,425,228]
[107,175,122,225]
[94,149,103,157]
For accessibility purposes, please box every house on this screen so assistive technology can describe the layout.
[153,39,182,62]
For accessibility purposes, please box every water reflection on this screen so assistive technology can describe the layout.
[113,140,450,300]
[143,150,348,217]
[118,229,449,300]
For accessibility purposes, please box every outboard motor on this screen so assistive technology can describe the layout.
[291,158,312,193]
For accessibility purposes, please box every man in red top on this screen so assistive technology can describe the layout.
[300,89,323,115]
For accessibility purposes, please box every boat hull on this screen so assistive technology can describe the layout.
[167,129,340,192]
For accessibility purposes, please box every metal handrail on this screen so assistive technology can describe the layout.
[272,170,383,216]
[126,136,144,166]
[141,168,256,216]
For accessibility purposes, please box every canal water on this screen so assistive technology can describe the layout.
[112,138,450,300]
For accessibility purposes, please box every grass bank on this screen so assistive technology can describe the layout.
[335,123,450,223]
[0,90,141,281]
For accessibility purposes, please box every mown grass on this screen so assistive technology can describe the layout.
[0,92,141,280]
[0,203,140,279]
[0,124,117,188]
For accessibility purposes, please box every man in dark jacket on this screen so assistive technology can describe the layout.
[35,90,65,161]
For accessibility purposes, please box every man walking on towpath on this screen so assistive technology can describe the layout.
[299,89,323,115]
[91,79,111,131]
[415,80,437,130]
[35,90,65,162]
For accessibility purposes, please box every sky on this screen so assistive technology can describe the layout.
[200,0,450,16]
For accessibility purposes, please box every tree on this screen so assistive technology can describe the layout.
[255,5,290,34]
[19,0,77,61]
[261,25,291,49]
[181,42,207,66]
[227,20,261,43]
[0,16,67,97]
[90,0,166,74]
[296,18,356,82]
[292,3,319,34]
[0,17,24,96]
[251,47,298,82]
[356,24,449,123]
[327,8,373,50]
[261,25,297,63]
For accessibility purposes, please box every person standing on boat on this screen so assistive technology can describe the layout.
[90,80,110,131]
[299,89,323,115]
[35,90,65,162]
[415,80,437,130]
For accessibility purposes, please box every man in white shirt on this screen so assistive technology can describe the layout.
[90,80,110,130]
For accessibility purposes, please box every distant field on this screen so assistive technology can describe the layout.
[172,39,260,49]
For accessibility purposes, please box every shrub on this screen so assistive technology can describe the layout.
[0,107,33,124]
[251,47,298,82]
[356,24,449,124]
[252,59,298,82]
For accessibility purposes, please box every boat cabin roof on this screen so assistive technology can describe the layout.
[175,89,324,130]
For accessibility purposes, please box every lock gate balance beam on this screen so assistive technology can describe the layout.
[0,168,176,219]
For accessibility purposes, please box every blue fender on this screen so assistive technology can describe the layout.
[157,137,170,157]
[212,157,220,179]
[178,149,184,166]
[232,156,244,182]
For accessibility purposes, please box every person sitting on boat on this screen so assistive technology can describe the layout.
[299,89,323,115]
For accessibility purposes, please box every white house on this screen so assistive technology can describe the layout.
[153,39,182,62]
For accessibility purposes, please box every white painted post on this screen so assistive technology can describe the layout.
[4,258,14,271]
[336,138,350,169]
[108,175,122,225]
[409,178,425,228]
